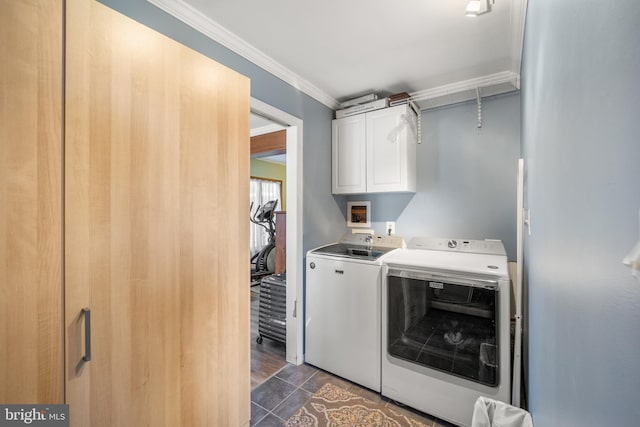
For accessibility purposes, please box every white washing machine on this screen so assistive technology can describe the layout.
[381,238,511,427]
[305,233,404,392]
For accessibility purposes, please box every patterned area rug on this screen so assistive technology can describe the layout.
[285,383,431,427]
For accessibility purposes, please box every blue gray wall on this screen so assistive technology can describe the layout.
[347,92,521,260]
[98,0,341,255]
[521,0,640,425]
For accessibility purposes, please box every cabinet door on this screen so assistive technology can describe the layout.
[0,0,63,404]
[332,115,367,194]
[65,1,250,426]
[366,105,417,193]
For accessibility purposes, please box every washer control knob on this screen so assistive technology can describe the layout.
[447,239,458,249]
[309,262,316,269]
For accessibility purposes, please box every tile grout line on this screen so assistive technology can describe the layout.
[253,406,277,426]
[250,401,270,426]
[269,368,319,414]
[277,367,320,390]
[251,361,290,392]
[254,367,320,425]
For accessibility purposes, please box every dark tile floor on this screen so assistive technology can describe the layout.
[250,363,458,427]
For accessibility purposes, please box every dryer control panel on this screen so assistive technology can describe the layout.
[408,237,506,256]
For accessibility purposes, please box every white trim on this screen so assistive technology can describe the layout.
[251,97,304,365]
[250,123,286,137]
[513,158,524,407]
[509,0,528,86]
[409,71,519,105]
[148,0,340,110]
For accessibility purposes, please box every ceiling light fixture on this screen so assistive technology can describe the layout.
[466,0,492,16]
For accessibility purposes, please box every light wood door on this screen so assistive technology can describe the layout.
[0,0,63,404]
[65,1,250,426]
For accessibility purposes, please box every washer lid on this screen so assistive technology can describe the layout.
[384,247,509,278]
[310,243,395,261]
[309,233,405,261]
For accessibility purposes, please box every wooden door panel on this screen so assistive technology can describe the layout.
[0,0,63,404]
[65,0,250,425]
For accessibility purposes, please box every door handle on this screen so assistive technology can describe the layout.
[82,308,91,362]
[335,269,344,274]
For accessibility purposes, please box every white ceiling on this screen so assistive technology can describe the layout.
[149,0,526,109]
[250,114,285,137]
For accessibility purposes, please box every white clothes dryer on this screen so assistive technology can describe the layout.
[381,238,511,427]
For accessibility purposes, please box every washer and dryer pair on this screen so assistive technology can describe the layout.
[306,235,511,427]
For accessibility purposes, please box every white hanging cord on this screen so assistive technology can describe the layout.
[476,87,482,128]
[416,109,422,144]
[387,103,421,144]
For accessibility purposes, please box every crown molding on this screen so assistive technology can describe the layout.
[410,71,519,101]
[147,0,340,109]
[410,71,520,110]
[147,0,526,112]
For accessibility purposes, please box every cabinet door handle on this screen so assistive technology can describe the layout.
[335,269,344,274]
[82,308,91,362]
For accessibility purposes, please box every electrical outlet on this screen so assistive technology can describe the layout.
[386,221,396,235]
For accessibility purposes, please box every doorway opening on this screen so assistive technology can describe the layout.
[249,98,304,389]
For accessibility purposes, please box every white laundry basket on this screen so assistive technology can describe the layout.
[471,397,533,427]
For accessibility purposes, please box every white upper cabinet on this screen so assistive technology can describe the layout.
[332,114,367,194]
[332,104,418,194]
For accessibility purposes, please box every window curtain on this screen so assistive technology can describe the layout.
[249,178,281,256]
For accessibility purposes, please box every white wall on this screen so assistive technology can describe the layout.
[522,0,640,425]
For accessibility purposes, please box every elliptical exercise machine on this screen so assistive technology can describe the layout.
[250,200,278,284]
